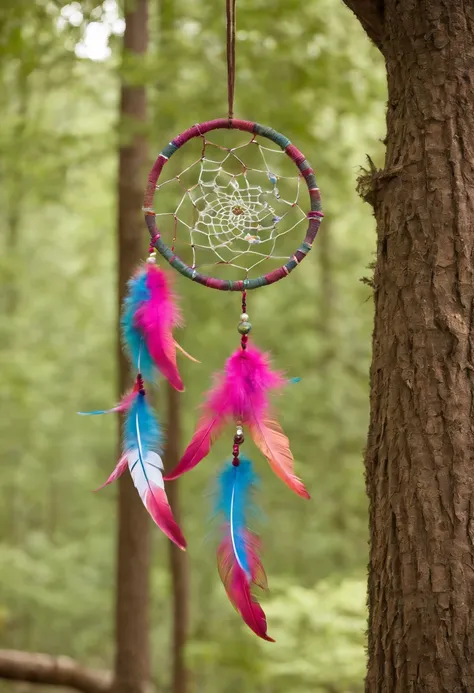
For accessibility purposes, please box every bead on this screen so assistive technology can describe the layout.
[238,321,252,335]
[232,457,240,467]
[240,313,249,322]
[146,255,156,264]
[236,426,243,437]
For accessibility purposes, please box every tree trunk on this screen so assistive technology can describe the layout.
[153,1,190,689]
[164,385,189,693]
[346,1,474,691]
[114,3,150,693]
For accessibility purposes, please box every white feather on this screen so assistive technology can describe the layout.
[127,448,164,502]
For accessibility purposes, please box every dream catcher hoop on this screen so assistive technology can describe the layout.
[143,118,323,291]
[80,0,323,643]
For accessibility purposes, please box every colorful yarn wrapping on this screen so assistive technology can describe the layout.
[143,118,323,292]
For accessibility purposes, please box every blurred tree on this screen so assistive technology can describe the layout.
[343,2,474,692]
[114,2,151,693]
[163,385,189,693]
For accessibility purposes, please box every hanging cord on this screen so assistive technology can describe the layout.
[226,0,236,121]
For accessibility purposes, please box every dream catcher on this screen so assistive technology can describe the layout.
[81,0,323,642]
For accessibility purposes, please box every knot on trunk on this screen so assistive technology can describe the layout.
[357,156,402,207]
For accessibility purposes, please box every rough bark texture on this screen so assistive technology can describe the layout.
[164,385,189,693]
[114,3,150,693]
[358,1,474,692]
[0,650,111,693]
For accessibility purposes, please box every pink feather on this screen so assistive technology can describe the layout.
[113,385,139,412]
[207,345,285,423]
[145,485,187,551]
[164,414,224,481]
[78,384,140,417]
[134,264,185,392]
[165,345,308,498]
[217,533,274,642]
[95,453,129,491]
[217,536,275,642]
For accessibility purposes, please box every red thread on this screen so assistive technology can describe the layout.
[136,373,146,395]
[241,290,247,313]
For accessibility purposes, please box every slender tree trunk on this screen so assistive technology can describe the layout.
[164,385,189,693]
[114,3,150,693]
[154,3,190,690]
[345,1,474,691]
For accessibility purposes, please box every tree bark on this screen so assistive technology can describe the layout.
[0,650,111,693]
[114,3,150,693]
[354,2,474,691]
[164,385,189,693]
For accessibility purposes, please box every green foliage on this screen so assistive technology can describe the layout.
[262,579,367,693]
[0,1,386,692]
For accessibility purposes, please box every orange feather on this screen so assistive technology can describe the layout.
[249,418,310,499]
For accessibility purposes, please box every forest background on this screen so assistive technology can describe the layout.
[0,1,386,692]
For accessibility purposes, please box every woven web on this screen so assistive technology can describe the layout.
[152,133,308,278]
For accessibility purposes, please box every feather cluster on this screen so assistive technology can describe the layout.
[165,345,309,499]
[121,263,193,391]
[215,458,274,642]
[79,262,192,549]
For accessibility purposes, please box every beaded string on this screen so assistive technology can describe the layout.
[232,424,244,467]
[238,290,250,350]
[232,290,250,468]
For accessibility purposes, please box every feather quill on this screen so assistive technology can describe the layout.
[166,345,308,498]
[215,459,274,642]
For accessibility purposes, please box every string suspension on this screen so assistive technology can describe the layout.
[226,0,236,120]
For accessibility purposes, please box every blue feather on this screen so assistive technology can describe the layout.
[289,377,301,384]
[77,409,111,416]
[215,457,258,577]
[123,394,162,455]
[121,271,155,380]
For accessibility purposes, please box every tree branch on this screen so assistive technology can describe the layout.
[0,650,112,693]
[342,0,384,50]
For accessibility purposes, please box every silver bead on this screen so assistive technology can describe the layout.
[146,255,156,264]
[240,313,249,321]
[236,426,243,437]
